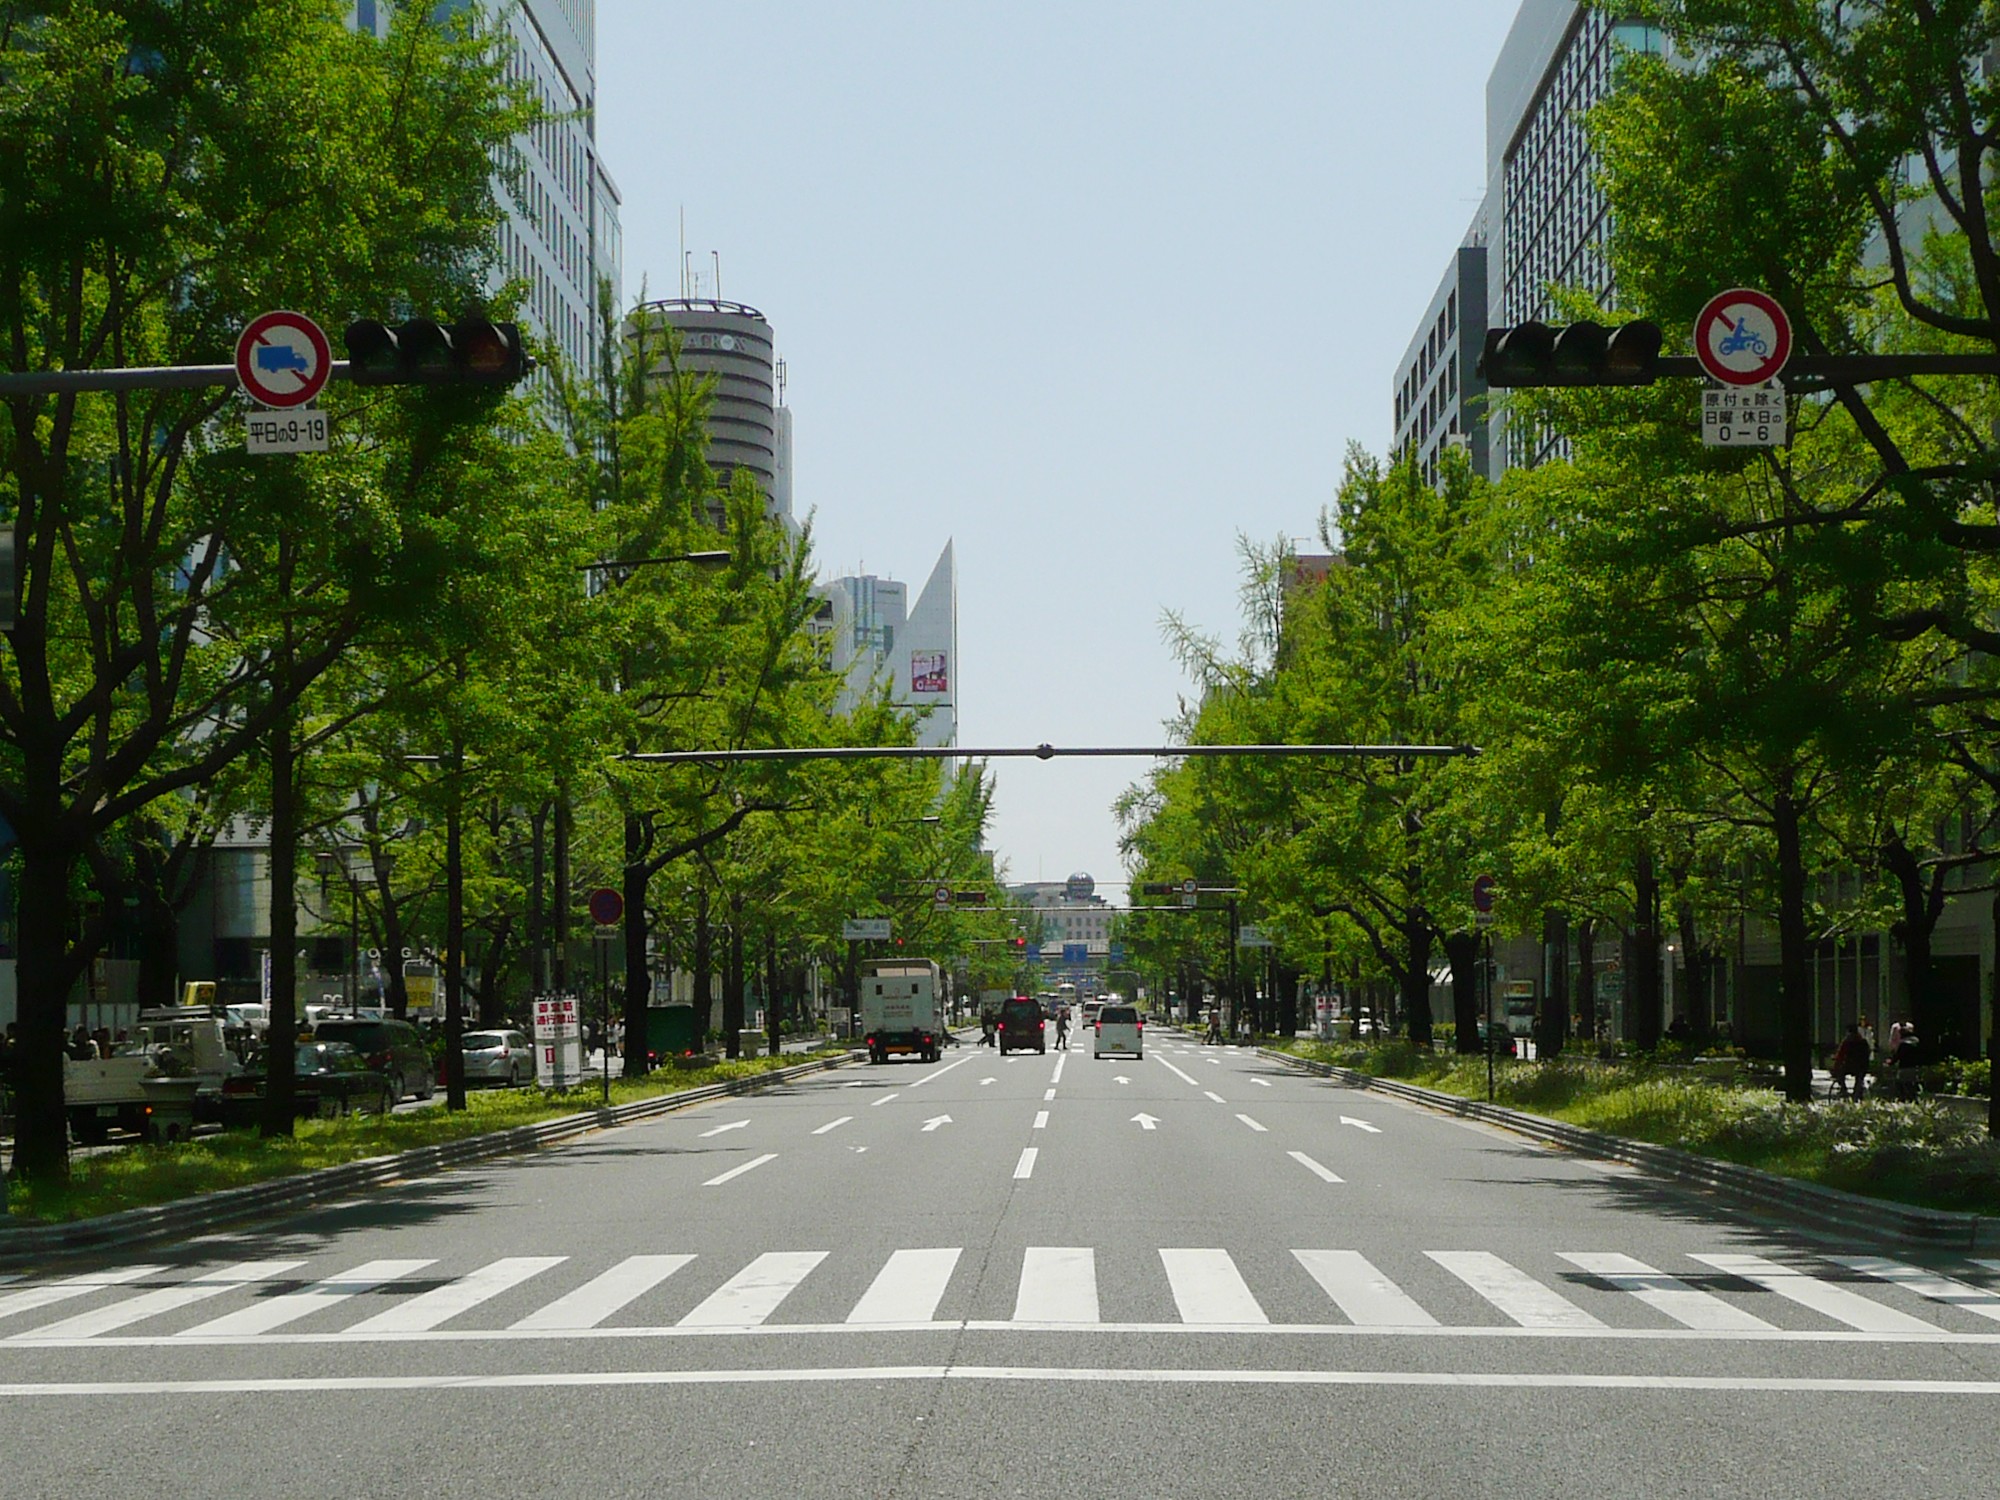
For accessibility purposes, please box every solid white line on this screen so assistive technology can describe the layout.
[1204,1091,1227,1104]
[1016,1248,1097,1323]
[1294,1250,1437,1327]
[812,1116,853,1135]
[1836,1257,2000,1324]
[1557,1253,1774,1333]
[1235,1114,1267,1133]
[703,1153,779,1187]
[0,1266,165,1326]
[1160,1249,1268,1325]
[346,1258,564,1335]
[1287,1151,1343,1184]
[1013,1147,1038,1180]
[1157,1058,1202,1087]
[680,1252,827,1327]
[179,1260,436,1338]
[1429,1252,1604,1330]
[14,1367,2000,1396]
[511,1256,695,1332]
[847,1249,961,1324]
[20,1261,304,1341]
[906,1054,976,1088]
[1692,1253,1936,1333]
[870,1093,900,1107]
[1033,1111,1049,1129]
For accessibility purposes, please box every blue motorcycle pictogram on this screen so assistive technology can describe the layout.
[1716,316,1769,358]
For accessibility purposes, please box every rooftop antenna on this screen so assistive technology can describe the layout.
[679,207,686,299]
[712,251,722,303]
[776,357,787,405]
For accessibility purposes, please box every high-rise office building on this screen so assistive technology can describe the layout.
[815,543,958,752]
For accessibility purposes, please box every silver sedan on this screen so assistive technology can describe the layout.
[461,1029,534,1086]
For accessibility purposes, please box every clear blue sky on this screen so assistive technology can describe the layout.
[597,1,1518,892]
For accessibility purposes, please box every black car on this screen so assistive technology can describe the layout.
[312,1015,434,1101]
[219,1042,398,1124]
[998,996,1046,1055]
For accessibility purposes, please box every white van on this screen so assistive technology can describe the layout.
[1093,1003,1143,1059]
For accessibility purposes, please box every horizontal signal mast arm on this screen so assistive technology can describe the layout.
[622,743,1480,765]
[0,362,353,396]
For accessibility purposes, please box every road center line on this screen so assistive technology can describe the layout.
[870,1093,900,1107]
[811,1117,852,1135]
[1013,1147,1038,1180]
[1204,1091,1227,1104]
[906,1054,976,1088]
[1235,1114,1267,1132]
[1051,1052,1067,1085]
[1157,1058,1202,1087]
[1287,1151,1343,1183]
[703,1153,778,1187]
[1033,1111,1049,1129]
[1043,1088,1056,1101]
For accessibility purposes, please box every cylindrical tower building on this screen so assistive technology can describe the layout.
[633,298,780,509]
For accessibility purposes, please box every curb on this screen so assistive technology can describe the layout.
[1257,1048,1998,1252]
[0,1051,863,1267]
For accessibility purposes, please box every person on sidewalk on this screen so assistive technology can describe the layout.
[1830,1024,1869,1100]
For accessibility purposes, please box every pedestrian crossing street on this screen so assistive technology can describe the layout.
[4,1246,1999,1346]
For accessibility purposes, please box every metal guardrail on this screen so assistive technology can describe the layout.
[1258,1048,1997,1252]
[0,1051,864,1265]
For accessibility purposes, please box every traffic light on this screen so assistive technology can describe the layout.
[1011,936,1027,950]
[343,317,531,387]
[1477,320,1663,387]
[952,890,987,907]
[1140,882,1173,896]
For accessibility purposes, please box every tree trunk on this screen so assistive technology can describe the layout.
[1631,849,1662,1051]
[131,842,182,1011]
[1773,784,1814,1104]
[443,747,467,1112]
[552,793,571,996]
[1883,833,1948,1054]
[622,812,651,1077]
[261,693,299,1139]
[1677,903,1707,1045]
[1402,911,1434,1046]
[9,835,81,1185]
[695,886,714,1045]
[529,803,548,995]
[1444,931,1480,1052]
[1540,906,1569,1059]
[722,896,745,1057]
[1576,919,1597,1044]
[766,928,782,1057]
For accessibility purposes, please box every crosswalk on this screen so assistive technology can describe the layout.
[3,1246,1998,1346]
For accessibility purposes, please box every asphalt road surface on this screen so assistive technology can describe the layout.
[3,1031,1998,1498]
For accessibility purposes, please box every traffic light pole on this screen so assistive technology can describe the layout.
[0,361,353,397]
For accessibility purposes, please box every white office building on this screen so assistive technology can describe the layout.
[815,543,958,751]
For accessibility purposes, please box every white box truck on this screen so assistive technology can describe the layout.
[860,959,942,1064]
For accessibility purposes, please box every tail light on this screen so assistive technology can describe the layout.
[367,1050,390,1070]
[1095,1021,1102,1033]
[997,1023,1006,1033]
[1037,1020,1045,1030]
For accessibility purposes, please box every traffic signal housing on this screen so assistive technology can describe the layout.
[1478,319,1664,387]
[343,317,531,387]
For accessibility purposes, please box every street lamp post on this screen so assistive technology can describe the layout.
[314,848,393,1011]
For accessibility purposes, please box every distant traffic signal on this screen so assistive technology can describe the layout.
[1478,320,1664,387]
[1011,937,1027,950]
[343,317,530,387]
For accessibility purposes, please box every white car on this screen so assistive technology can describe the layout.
[462,1029,533,1086]
[1093,1004,1143,1059]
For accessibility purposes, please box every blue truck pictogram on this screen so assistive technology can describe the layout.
[254,342,310,375]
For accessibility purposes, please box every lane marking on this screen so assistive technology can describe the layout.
[1234,1114,1266,1132]
[20,1261,303,1341]
[1160,1249,1268,1325]
[1250,1077,1272,1088]
[17,1368,2000,1395]
[1691,1253,1936,1333]
[1015,1248,1096,1323]
[979,1078,996,1086]
[848,1249,960,1325]
[906,1054,975,1088]
[1132,1113,1160,1130]
[1288,1151,1342,1183]
[700,1120,750,1138]
[1051,1052,1067,1086]
[1044,1088,1057,1101]
[1204,1091,1227,1104]
[1557,1253,1774,1332]
[870,1093,900,1107]
[702,1153,779,1187]
[921,1115,952,1132]
[680,1252,826,1327]
[812,1117,853,1135]
[1013,1147,1038,1180]
[1294,1250,1437,1327]
[1839,1257,2000,1324]
[346,1258,564,1336]
[1156,1058,1202,1088]
[179,1260,436,1339]
[511,1256,696,1333]
[1429,1252,1604,1330]
[1339,1116,1381,1134]
[1033,1111,1049,1129]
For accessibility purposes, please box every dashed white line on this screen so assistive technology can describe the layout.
[907,1054,976,1088]
[1044,1088,1057,1101]
[703,1153,778,1187]
[871,1093,900,1107]
[1033,1111,1049,1129]
[1157,1058,1202,1087]
[1288,1151,1343,1183]
[1204,1091,1227,1104]
[1013,1148,1038,1180]
[1235,1114,1267,1133]
[1250,1077,1272,1088]
[812,1117,852,1135]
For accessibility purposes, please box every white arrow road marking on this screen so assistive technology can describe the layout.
[1114,1076,1131,1085]
[980,1078,996,1086]
[1235,1114,1268,1133]
[1287,1151,1343,1183]
[1033,1111,1049,1129]
[1204,1091,1227,1104]
[871,1093,900,1107]
[1013,1147,1038,1179]
[1340,1116,1381,1133]
[921,1115,952,1132]
[1250,1077,1272,1087]
[700,1120,750,1138]
[703,1153,778,1186]
[1132,1113,1160,1131]
[811,1117,852,1135]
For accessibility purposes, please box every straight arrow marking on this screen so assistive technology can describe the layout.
[921,1115,952,1132]
[700,1120,750,1138]
[1340,1116,1381,1134]
[1113,1076,1131,1085]
[1132,1114,1160,1131]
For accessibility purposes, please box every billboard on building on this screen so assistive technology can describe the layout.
[911,650,948,693]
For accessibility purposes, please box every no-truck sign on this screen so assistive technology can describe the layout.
[234,311,332,409]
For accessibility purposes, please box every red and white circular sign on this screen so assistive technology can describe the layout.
[587,887,624,926]
[1693,288,1792,386]
[234,310,331,409]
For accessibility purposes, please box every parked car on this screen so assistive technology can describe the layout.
[997,996,1046,1055]
[311,1015,434,1101]
[1093,1004,1144,1059]
[462,1029,534,1086]
[219,1042,398,1124]
[1476,1023,1518,1058]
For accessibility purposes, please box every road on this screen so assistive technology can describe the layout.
[3,1030,1998,1498]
